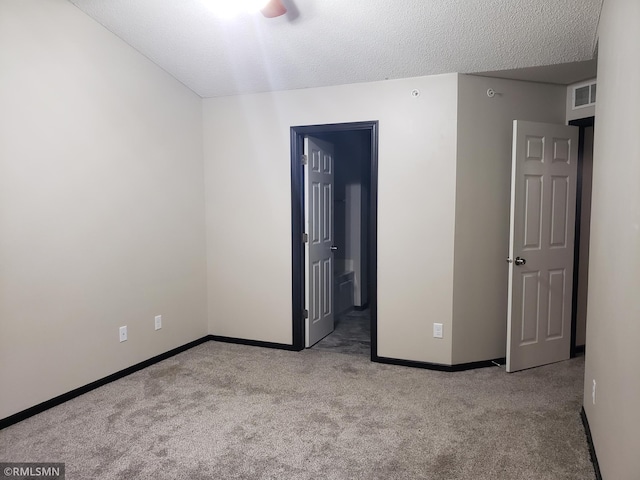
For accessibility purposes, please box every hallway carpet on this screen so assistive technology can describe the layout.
[0,342,595,479]
[313,309,371,355]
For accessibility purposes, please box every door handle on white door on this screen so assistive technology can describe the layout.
[514,257,526,266]
[506,257,527,265]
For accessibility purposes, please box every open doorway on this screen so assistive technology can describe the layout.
[570,116,595,357]
[290,121,378,359]
[311,130,371,355]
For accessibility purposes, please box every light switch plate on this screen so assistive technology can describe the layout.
[433,323,443,339]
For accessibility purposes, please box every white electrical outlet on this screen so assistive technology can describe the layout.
[592,379,596,404]
[119,326,128,342]
[155,315,162,331]
[433,323,443,339]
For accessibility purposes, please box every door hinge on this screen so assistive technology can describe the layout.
[303,309,309,319]
[301,154,308,165]
[302,233,308,243]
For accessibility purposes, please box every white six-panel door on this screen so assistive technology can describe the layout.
[304,136,335,347]
[507,121,579,372]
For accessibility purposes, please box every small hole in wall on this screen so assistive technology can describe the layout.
[411,89,420,97]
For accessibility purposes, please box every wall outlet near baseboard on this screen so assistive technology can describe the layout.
[592,379,596,404]
[119,326,128,342]
[155,315,162,331]
[433,323,443,339]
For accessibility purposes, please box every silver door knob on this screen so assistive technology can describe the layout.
[330,246,338,251]
[514,256,526,266]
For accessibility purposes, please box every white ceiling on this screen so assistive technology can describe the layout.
[476,59,598,85]
[68,0,603,98]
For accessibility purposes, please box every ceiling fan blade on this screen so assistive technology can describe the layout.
[261,0,287,18]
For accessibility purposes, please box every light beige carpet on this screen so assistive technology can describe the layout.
[0,342,595,479]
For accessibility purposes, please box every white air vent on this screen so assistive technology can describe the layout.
[572,81,597,109]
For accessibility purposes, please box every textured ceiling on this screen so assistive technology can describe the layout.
[68,0,602,98]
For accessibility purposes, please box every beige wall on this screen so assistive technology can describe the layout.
[452,75,566,364]
[0,0,207,419]
[203,75,459,363]
[584,0,640,478]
